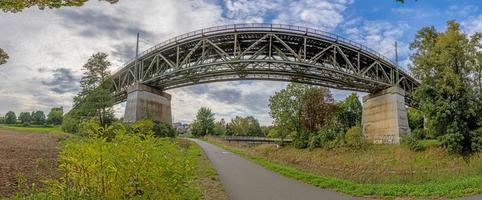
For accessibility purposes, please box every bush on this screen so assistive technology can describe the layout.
[61,115,80,134]
[402,135,425,152]
[153,122,176,138]
[344,125,365,149]
[412,129,425,140]
[49,132,198,199]
[22,122,30,127]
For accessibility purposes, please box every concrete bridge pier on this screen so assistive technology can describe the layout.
[362,86,411,144]
[124,83,172,124]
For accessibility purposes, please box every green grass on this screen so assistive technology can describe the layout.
[419,139,441,148]
[205,138,482,198]
[0,124,60,133]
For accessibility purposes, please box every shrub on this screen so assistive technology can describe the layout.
[470,127,482,152]
[412,129,425,140]
[50,132,198,199]
[61,115,80,134]
[344,125,365,149]
[153,121,176,138]
[22,122,30,127]
[402,135,425,152]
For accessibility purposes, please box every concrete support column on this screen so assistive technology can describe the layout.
[124,83,172,124]
[362,86,410,144]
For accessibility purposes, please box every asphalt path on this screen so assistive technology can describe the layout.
[191,139,362,200]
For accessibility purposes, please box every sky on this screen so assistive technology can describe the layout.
[0,0,481,125]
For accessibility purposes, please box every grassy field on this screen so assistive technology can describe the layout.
[205,136,482,198]
[0,124,60,133]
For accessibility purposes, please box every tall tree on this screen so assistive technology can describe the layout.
[0,48,8,65]
[0,0,118,13]
[73,52,114,127]
[302,87,336,132]
[18,112,31,124]
[191,107,215,137]
[269,83,307,137]
[47,107,64,125]
[410,21,482,154]
[31,111,46,125]
[227,116,263,136]
[335,93,362,131]
[4,111,16,124]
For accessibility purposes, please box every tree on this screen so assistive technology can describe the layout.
[153,122,176,138]
[407,108,424,130]
[213,121,226,136]
[0,48,8,65]
[227,116,263,136]
[269,83,338,148]
[0,0,119,13]
[5,111,16,124]
[410,21,482,154]
[302,87,336,132]
[336,93,362,131]
[0,116,5,124]
[72,52,114,127]
[269,83,307,138]
[47,107,64,125]
[31,111,46,125]
[18,112,31,124]
[190,107,215,137]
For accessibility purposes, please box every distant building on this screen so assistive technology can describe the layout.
[172,122,190,132]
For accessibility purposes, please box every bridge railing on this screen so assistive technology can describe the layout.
[112,23,412,78]
[224,136,292,144]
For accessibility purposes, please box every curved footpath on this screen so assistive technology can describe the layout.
[191,139,361,200]
[191,139,482,200]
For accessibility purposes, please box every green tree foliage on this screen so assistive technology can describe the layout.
[72,52,114,127]
[0,116,5,124]
[335,93,362,131]
[344,125,365,149]
[0,48,8,65]
[0,0,118,13]
[47,107,63,125]
[213,120,226,136]
[269,83,337,148]
[190,107,215,137]
[407,108,424,131]
[18,112,31,124]
[31,110,46,125]
[62,114,80,134]
[4,111,16,124]
[227,116,263,136]
[269,83,305,137]
[153,121,176,138]
[410,21,482,154]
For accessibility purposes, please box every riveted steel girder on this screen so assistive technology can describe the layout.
[110,24,419,106]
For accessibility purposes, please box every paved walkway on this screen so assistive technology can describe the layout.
[191,139,361,200]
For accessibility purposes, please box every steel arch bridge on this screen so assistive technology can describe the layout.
[110,23,419,106]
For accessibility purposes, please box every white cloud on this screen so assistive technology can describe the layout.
[0,0,359,123]
[462,14,482,35]
[341,18,410,69]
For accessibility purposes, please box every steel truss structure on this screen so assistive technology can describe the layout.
[110,24,419,106]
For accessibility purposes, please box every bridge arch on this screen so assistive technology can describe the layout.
[111,24,419,144]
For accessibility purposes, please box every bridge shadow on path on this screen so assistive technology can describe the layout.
[190,139,363,200]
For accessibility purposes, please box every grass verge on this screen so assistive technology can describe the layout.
[204,137,482,198]
[0,124,60,133]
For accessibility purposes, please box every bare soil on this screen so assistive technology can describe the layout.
[0,129,61,197]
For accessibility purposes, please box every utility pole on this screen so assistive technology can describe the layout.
[395,41,399,86]
[136,33,140,59]
[135,33,140,81]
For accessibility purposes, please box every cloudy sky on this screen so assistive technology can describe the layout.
[0,0,481,125]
